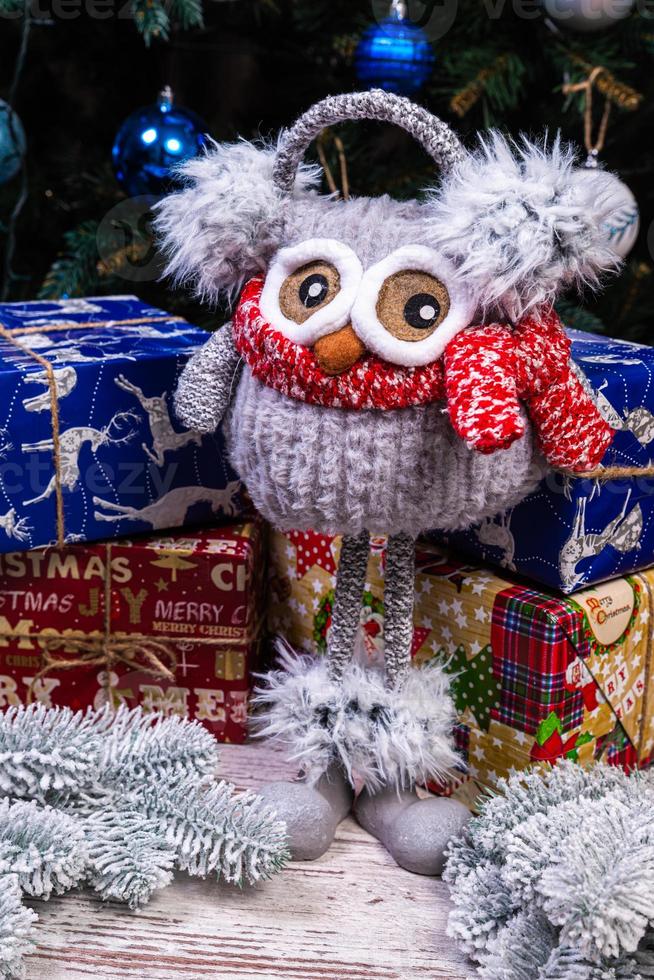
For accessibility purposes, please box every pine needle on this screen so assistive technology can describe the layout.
[0,705,289,975]
[445,762,654,978]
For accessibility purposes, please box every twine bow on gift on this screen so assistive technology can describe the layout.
[26,539,178,703]
[22,535,263,706]
[27,634,178,704]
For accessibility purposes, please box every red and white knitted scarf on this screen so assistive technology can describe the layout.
[232,276,614,473]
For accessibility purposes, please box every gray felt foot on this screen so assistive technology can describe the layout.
[354,784,471,876]
[258,763,354,862]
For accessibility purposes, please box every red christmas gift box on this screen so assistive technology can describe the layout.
[0,520,264,742]
[268,528,654,805]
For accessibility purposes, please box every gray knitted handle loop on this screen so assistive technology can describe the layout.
[272,89,465,194]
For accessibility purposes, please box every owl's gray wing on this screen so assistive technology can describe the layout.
[174,323,242,433]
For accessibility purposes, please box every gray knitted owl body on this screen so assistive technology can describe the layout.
[157,91,624,873]
[224,366,538,538]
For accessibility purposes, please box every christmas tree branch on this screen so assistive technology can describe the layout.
[0,876,36,980]
[126,774,289,885]
[443,48,527,124]
[0,706,289,974]
[169,0,203,32]
[449,53,512,118]
[82,809,175,909]
[38,220,102,300]
[94,707,221,788]
[132,0,172,45]
[0,704,102,799]
[562,49,643,111]
[555,298,607,335]
[445,762,654,977]
[0,799,87,899]
[131,0,203,45]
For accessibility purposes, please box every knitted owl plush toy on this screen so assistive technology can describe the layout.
[156,91,623,874]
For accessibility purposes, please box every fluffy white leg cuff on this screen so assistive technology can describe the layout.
[254,643,463,791]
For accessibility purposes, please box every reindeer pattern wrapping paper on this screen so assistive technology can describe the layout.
[268,530,654,805]
[0,295,243,552]
[435,328,654,594]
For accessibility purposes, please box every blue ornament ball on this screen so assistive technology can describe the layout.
[112,87,207,197]
[0,99,26,185]
[355,8,435,96]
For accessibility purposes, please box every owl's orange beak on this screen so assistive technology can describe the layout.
[313,324,366,376]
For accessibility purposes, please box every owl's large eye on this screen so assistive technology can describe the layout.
[351,245,476,368]
[259,239,362,347]
[279,261,341,324]
[376,270,450,342]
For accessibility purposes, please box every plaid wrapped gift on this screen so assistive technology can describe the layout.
[268,529,654,805]
[490,588,591,736]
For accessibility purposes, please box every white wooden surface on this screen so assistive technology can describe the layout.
[25,743,472,980]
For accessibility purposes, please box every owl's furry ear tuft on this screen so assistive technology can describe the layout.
[426,132,623,320]
[154,138,321,303]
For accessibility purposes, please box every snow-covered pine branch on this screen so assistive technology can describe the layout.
[444,761,654,978]
[0,705,289,975]
[0,799,87,898]
[0,876,36,980]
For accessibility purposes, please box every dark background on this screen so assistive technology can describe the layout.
[1,0,654,337]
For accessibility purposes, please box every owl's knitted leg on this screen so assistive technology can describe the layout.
[383,532,416,688]
[326,529,371,681]
[256,530,460,848]
[251,533,369,861]
[354,532,469,875]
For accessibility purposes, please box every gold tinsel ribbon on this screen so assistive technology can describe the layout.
[564,52,642,113]
[450,51,642,120]
[0,314,186,549]
[450,54,511,119]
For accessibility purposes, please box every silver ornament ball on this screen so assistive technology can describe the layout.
[572,164,640,258]
[540,0,635,31]
[602,179,640,258]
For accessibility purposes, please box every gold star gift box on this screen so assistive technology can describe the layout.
[268,529,654,807]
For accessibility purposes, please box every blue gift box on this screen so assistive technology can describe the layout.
[0,295,242,552]
[436,329,654,594]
